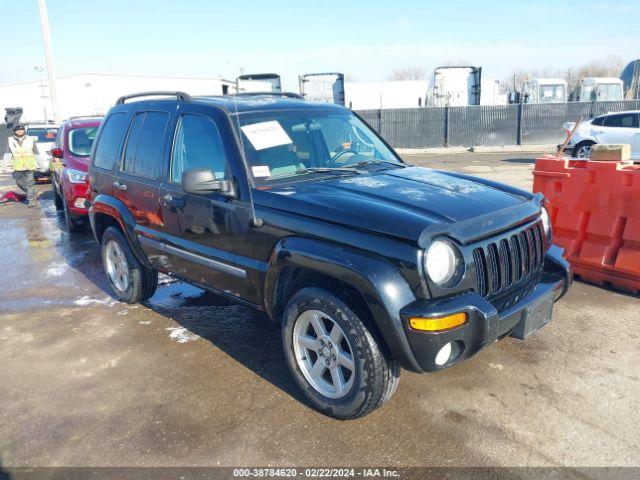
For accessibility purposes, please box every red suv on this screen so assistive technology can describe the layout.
[51,116,102,232]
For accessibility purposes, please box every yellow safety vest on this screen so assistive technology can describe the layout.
[8,135,38,171]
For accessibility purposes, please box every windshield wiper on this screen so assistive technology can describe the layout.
[346,159,406,169]
[294,167,362,175]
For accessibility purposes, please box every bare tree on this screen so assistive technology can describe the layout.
[506,56,626,92]
[387,67,427,81]
[565,55,625,88]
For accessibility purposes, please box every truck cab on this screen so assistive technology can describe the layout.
[572,77,624,102]
[523,79,567,104]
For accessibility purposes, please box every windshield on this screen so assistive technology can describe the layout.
[68,127,98,156]
[27,127,58,142]
[539,85,566,102]
[597,84,623,101]
[237,109,402,184]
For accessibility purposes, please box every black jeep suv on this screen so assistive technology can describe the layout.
[88,91,571,419]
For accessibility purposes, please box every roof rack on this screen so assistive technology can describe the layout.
[66,115,104,121]
[116,91,192,105]
[233,92,303,99]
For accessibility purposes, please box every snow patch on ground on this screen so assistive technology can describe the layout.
[166,327,200,343]
[45,262,68,277]
[74,295,118,307]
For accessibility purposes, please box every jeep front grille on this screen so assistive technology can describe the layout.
[473,222,545,298]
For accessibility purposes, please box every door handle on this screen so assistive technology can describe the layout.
[163,194,185,209]
[113,181,127,191]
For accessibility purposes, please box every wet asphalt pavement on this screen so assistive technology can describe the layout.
[0,153,639,468]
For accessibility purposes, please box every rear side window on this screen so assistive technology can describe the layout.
[122,111,169,178]
[93,113,129,170]
[603,114,638,128]
[590,116,604,126]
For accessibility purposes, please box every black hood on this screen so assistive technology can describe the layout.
[256,166,536,243]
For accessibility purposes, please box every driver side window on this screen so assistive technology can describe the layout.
[170,114,229,184]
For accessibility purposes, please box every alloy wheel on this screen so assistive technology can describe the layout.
[292,309,356,399]
[576,145,592,159]
[105,240,130,292]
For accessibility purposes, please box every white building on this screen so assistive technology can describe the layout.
[0,73,236,122]
[345,81,429,109]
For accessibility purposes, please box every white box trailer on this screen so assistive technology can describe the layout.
[0,73,235,122]
[431,66,482,106]
[299,73,345,105]
[236,73,282,93]
[570,77,624,102]
[480,78,507,105]
[522,78,568,104]
[344,80,428,109]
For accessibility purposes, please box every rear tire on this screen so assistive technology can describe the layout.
[281,287,400,419]
[101,226,156,304]
[141,267,159,301]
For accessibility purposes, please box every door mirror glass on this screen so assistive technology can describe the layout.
[182,168,235,197]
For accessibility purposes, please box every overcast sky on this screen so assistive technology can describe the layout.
[2,0,638,90]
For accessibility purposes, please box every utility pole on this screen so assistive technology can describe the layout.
[34,65,48,121]
[37,0,59,122]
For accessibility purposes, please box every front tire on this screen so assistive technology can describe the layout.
[281,287,399,419]
[574,141,595,159]
[101,227,157,304]
[53,182,63,210]
[62,196,83,233]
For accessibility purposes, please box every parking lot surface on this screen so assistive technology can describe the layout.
[0,153,638,468]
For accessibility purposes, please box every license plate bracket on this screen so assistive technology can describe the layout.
[511,291,554,339]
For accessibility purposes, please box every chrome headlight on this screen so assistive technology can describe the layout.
[424,240,462,287]
[540,206,552,241]
[66,168,87,184]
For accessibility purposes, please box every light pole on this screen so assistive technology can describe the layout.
[34,65,48,121]
[37,0,60,122]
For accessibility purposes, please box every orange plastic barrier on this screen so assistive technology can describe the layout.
[533,156,640,294]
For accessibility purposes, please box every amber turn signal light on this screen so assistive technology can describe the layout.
[409,312,468,332]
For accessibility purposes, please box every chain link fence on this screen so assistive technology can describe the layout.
[355,100,640,149]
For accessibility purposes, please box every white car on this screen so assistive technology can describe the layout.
[560,110,640,160]
[26,123,60,177]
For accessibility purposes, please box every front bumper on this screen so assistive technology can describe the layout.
[557,144,575,156]
[63,180,90,218]
[400,245,572,372]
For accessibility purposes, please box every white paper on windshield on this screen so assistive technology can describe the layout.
[251,165,271,177]
[241,121,292,151]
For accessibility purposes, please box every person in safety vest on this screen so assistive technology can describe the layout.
[8,124,38,208]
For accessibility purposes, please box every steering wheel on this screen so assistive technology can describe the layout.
[353,126,375,149]
[330,148,360,166]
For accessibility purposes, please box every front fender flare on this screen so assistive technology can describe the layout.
[265,236,423,372]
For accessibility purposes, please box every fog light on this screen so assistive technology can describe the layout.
[74,197,86,208]
[435,342,452,366]
[409,312,467,332]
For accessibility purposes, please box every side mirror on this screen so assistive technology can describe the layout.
[182,168,235,198]
[50,148,64,159]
